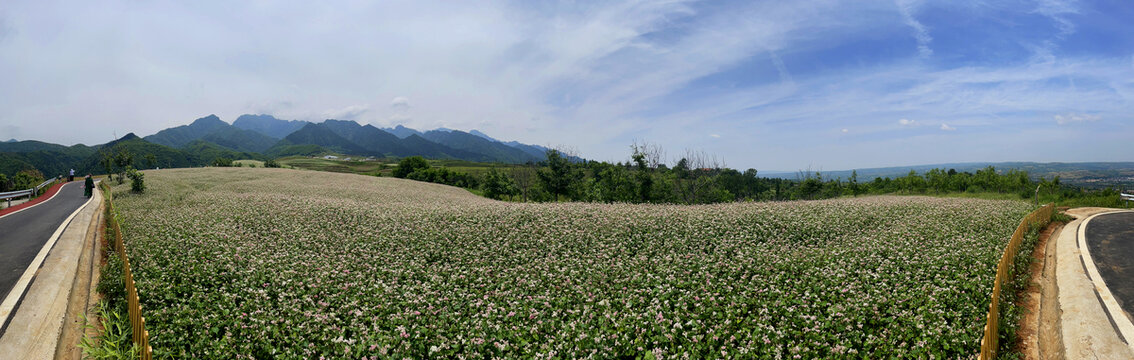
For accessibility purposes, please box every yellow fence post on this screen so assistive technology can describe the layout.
[99,184,154,359]
[979,203,1053,359]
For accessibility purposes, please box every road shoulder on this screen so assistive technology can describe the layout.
[1056,207,1134,358]
[0,187,102,358]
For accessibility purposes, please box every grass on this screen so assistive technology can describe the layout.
[279,156,533,178]
[233,159,266,168]
[108,167,1035,358]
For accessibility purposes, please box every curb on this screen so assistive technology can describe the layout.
[1056,208,1134,359]
[0,186,102,358]
[1077,210,1134,351]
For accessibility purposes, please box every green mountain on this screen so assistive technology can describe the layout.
[382,125,423,139]
[320,120,411,156]
[199,127,279,153]
[421,130,540,163]
[84,133,200,172]
[269,123,370,156]
[0,140,98,177]
[182,140,266,163]
[143,115,230,148]
[233,114,309,139]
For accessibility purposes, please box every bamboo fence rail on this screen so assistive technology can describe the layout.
[979,203,1054,359]
[100,183,153,360]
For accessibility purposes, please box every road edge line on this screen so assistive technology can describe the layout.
[1077,210,1134,351]
[0,181,69,221]
[0,186,96,331]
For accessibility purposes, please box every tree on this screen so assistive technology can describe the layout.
[482,168,518,200]
[12,169,45,191]
[113,147,135,183]
[393,156,430,178]
[127,167,145,193]
[510,163,538,202]
[537,150,580,201]
[848,170,863,197]
[144,153,157,169]
[264,159,282,168]
[213,157,233,167]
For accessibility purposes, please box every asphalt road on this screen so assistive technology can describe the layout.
[0,182,89,301]
[1086,211,1134,321]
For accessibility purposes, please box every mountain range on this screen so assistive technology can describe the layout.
[1,114,554,177]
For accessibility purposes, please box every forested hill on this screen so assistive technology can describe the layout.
[0,114,552,177]
[760,162,1134,189]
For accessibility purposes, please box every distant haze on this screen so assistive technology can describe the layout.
[0,1,1131,171]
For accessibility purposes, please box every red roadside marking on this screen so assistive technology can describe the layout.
[0,181,70,218]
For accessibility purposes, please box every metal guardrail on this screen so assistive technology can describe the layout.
[1,176,60,205]
[979,203,1054,359]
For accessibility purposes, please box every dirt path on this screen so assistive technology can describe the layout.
[1012,219,1063,359]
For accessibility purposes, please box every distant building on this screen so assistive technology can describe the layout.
[324,155,339,160]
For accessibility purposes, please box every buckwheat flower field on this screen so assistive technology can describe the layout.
[108,168,1033,358]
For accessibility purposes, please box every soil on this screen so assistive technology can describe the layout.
[1012,217,1066,359]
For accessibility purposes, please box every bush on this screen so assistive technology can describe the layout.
[264,159,282,168]
[126,168,145,193]
[393,156,430,178]
[12,169,45,191]
[213,157,233,167]
[482,168,518,200]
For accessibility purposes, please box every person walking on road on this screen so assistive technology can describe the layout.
[69,168,75,182]
[83,174,93,198]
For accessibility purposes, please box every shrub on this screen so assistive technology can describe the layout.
[12,169,45,190]
[213,157,233,167]
[126,168,145,193]
[264,159,282,168]
[482,168,518,200]
[392,156,429,178]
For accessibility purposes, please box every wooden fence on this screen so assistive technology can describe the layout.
[100,183,154,360]
[979,203,1054,359]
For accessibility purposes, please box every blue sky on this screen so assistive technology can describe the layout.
[0,0,1131,171]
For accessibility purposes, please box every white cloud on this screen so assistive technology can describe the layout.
[1054,113,1100,125]
[898,118,916,126]
[896,0,932,58]
[390,96,410,109]
[940,123,955,131]
[709,134,720,138]
[321,104,370,120]
[841,128,849,133]
[1034,0,1079,37]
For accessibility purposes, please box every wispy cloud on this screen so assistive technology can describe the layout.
[1054,113,1100,125]
[0,0,1129,170]
[1034,0,1080,38]
[940,123,955,131]
[896,0,932,58]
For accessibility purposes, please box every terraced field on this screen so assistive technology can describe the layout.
[107,168,1032,358]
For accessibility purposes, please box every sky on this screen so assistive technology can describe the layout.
[0,0,1131,171]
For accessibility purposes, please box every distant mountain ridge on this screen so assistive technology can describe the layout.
[760,161,1134,188]
[1,113,566,177]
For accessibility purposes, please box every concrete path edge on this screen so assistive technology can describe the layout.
[0,185,103,359]
[1056,207,1134,358]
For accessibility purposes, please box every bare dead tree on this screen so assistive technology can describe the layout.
[511,163,538,202]
[631,140,665,170]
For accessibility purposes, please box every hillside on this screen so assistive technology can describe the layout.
[762,162,1134,188]
[107,167,1032,358]
[421,129,540,163]
[232,114,308,139]
[270,123,370,156]
[143,115,231,148]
